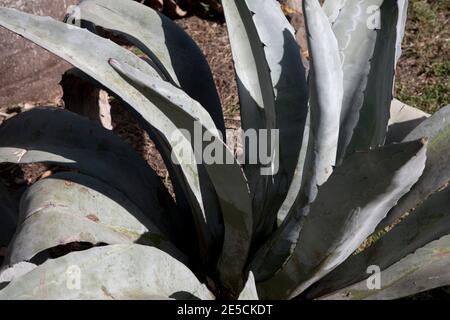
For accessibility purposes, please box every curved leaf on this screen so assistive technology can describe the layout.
[222,0,276,132]
[320,234,450,300]
[307,184,450,299]
[5,172,186,267]
[109,58,253,292]
[276,110,311,225]
[0,108,187,248]
[109,58,223,252]
[246,5,336,278]
[0,8,209,261]
[301,0,343,200]
[346,0,401,155]
[243,0,309,240]
[257,139,427,299]
[0,244,214,300]
[381,104,450,228]
[71,0,225,135]
[221,0,277,231]
[334,0,402,163]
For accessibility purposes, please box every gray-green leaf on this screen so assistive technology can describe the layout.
[0,8,208,257]
[248,0,344,282]
[0,244,214,300]
[72,0,225,134]
[5,172,185,267]
[0,108,183,247]
[257,139,427,299]
[108,58,253,293]
[302,0,343,199]
[381,103,450,228]
[243,0,309,241]
[335,0,402,163]
[221,0,277,232]
[307,184,450,299]
[320,234,450,300]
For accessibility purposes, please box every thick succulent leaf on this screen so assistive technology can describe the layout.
[301,0,343,199]
[250,0,332,281]
[249,204,308,284]
[381,104,450,228]
[72,0,225,135]
[108,58,222,250]
[221,0,277,229]
[0,9,206,259]
[4,172,185,267]
[0,181,17,247]
[320,234,450,300]
[276,110,311,225]
[238,272,259,300]
[257,139,428,299]
[0,244,215,300]
[108,59,253,292]
[335,0,402,163]
[0,108,186,248]
[322,0,347,24]
[243,0,309,240]
[250,112,311,281]
[307,184,450,299]
[386,99,430,144]
[221,0,276,132]
[346,0,401,155]
[0,262,36,284]
[248,110,311,282]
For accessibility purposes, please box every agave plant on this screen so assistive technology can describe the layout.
[0,0,449,300]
